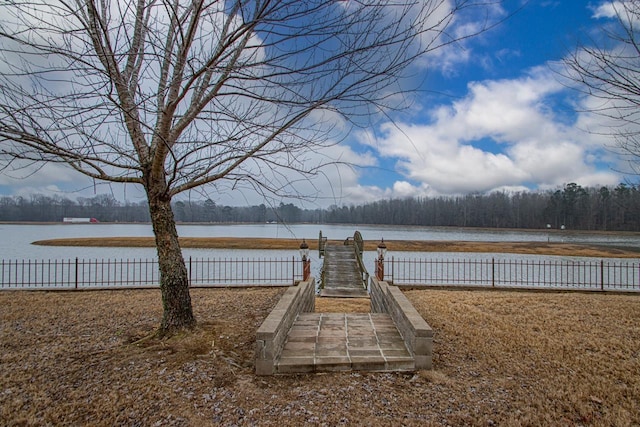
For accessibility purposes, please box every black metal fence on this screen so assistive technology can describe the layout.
[388,257,640,291]
[0,257,303,289]
[7,255,639,292]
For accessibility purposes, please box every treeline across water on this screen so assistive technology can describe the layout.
[2,182,640,231]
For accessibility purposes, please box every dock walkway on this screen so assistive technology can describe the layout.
[319,244,368,298]
[255,231,433,375]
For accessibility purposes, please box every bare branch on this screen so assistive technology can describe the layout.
[563,1,640,175]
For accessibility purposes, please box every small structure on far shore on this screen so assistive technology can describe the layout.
[62,217,99,223]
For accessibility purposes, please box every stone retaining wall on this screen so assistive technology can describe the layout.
[370,277,433,369]
[255,278,316,375]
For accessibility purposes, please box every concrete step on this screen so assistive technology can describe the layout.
[275,313,415,374]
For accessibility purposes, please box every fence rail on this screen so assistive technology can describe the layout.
[1,257,303,290]
[388,257,640,291]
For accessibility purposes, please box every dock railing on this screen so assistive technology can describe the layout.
[1,257,303,290]
[388,257,640,291]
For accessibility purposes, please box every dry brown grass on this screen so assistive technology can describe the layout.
[407,290,640,426]
[2,288,639,425]
[32,236,640,257]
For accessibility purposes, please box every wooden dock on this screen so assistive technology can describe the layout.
[319,244,368,298]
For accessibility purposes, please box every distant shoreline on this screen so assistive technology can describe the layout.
[31,237,640,258]
[4,220,640,235]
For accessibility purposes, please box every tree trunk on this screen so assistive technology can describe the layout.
[147,190,195,335]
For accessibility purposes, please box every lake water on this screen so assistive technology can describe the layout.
[2,223,639,289]
[2,223,639,265]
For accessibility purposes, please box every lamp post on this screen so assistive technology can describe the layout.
[299,239,310,281]
[376,238,387,281]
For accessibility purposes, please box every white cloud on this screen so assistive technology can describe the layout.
[0,159,141,202]
[591,1,640,26]
[359,67,621,196]
[392,181,422,198]
[175,139,382,208]
[416,0,508,75]
[592,1,625,19]
[0,161,82,187]
[334,181,433,206]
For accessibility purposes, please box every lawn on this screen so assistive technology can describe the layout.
[1,288,639,426]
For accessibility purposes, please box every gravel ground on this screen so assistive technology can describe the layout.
[1,287,639,426]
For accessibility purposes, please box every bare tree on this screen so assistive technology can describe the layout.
[0,0,494,334]
[564,1,640,174]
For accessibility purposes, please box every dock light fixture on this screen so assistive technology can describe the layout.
[299,239,310,281]
[299,239,309,260]
[377,238,387,260]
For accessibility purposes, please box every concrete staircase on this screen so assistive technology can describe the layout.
[275,312,414,374]
[255,231,432,375]
[255,278,433,375]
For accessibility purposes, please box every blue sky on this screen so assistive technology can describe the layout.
[335,0,628,206]
[0,1,631,207]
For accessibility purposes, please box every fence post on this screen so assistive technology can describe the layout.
[600,260,604,291]
[391,256,394,285]
[75,257,79,290]
[189,256,192,287]
[492,258,495,288]
[303,258,311,281]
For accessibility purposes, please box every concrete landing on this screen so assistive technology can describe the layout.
[319,288,370,298]
[275,312,414,374]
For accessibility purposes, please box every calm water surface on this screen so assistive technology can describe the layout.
[1,223,639,264]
